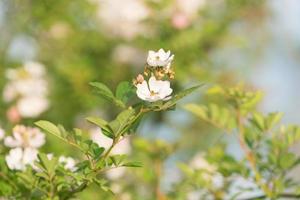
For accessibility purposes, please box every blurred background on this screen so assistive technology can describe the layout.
[0,0,300,199]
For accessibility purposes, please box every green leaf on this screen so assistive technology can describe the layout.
[108,108,136,135]
[37,153,58,176]
[116,81,135,104]
[35,120,61,137]
[122,161,142,167]
[279,152,296,169]
[90,82,125,108]
[266,112,283,130]
[161,84,204,110]
[90,82,114,99]
[251,112,265,131]
[86,116,114,138]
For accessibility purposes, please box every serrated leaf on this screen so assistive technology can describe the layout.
[116,81,135,104]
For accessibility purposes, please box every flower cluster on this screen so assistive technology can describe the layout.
[4,125,45,171]
[134,49,175,102]
[3,62,49,122]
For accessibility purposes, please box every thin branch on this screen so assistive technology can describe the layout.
[236,109,272,197]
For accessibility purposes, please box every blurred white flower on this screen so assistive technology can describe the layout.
[96,0,149,39]
[4,125,45,149]
[3,84,17,103]
[112,45,146,66]
[17,96,49,118]
[5,147,38,171]
[59,156,77,171]
[136,76,173,102]
[176,0,206,16]
[3,61,49,119]
[147,49,174,67]
[211,173,224,189]
[190,153,217,172]
[14,79,48,97]
[0,127,5,140]
[106,167,127,180]
[23,62,46,78]
[190,153,223,184]
[228,176,261,199]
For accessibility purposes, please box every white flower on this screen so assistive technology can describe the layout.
[176,0,206,16]
[3,84,17,103]
[190,153,217,172]
[59,156,77,171]
[227,177,261,199]
[23,62,46,78]
[4,125,45,149]
[106,167,127,180]
[14,79,48,97]
[17,96,49,118]
[147,49,174,67]
[5,147,38,171]
[0,127,5,140]
[3,62,49,118]
[136,76,173,102]
[97,0,149,39]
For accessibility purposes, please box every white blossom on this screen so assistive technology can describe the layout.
[3,62,49,118]
[112,45,146,66]
[0,127,5,140]
[59,156,77,171]
[176,0,206,16]
[3,84,17,103]
[190,153,217,172]
[147,49,174,67]
[23,62,46,78]
[190,153,221,183]
[4,125,45,149]
[96,0,149,39]
[106,167,127,180]
[5,147,38,171]
[17,96,49,118]
[136,76,173,102]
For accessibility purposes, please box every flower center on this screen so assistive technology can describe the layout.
[150,90,158,96]
[155,55,160,60]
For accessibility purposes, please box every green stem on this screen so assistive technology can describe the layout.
[236,109,272,198]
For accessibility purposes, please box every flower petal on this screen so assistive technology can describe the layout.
[136,81,150,100]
